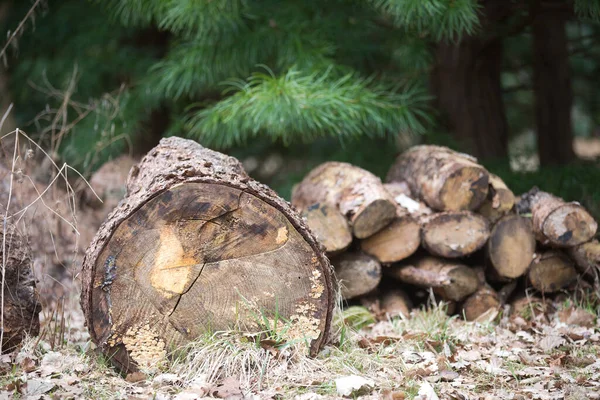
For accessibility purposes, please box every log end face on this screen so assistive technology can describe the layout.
[333,253,382,300]
[422,212,490,258]
[529,252,578,293]
[488,215,536,279]
[440,266,480,301]
[351,199,396,239]
[302,203,352,254]
[439,166,489,211]
[360,218,420,263]
[543,204,598,247]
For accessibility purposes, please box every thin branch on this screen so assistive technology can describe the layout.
[0,0,44,64]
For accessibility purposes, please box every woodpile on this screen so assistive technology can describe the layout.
[293,145,599,322]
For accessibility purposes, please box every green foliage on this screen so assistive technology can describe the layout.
[575,0,600,20]
[187,68,431,148]
[370,0,480,40]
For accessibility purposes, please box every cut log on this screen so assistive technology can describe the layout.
[421,211,490,258]
[528,250,578,293]
[81,137,334,372]
[386,145,489,211]
[360,217,420,263]
[461,285,500,321]
[0,220,41,353]
[301,203,352,255]
[518,187,597,247]
[380,289,412,318]
[567,239,600,278]
[331,252,381,300]
[477,174,515,223]
[292,162,396,239]
[387,256,479,301]
[486,215,536,279]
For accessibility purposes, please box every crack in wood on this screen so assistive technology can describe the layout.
[168,262,206,317]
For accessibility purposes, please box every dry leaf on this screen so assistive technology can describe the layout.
[416,381,439,400]
[126,371,147,383]
[334,375,374,397]
[213,377,243,399]
[539,335,566,352]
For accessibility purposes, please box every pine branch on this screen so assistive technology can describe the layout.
[185,68,432,148]
[575,0,600,20]
[369,0,481,41]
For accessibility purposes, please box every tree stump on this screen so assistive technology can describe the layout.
[292,162,396,239]
[518,187,597,247]
[80,137,334,372]
[386,145,489,211]
[1,220,41,353]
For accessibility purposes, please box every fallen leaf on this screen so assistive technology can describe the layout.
[439,370,459,382]
[25,379,55,396]
[334,375,374,397]
[213,377,243,399]
[126,371,147,383]
[539,335,566,352]
[20,357,36,373]
[558,308,596,328]
[416,381,439,400]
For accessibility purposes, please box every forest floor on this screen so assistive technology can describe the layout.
[1,284,599,400]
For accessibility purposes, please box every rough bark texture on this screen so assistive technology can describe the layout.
[528,250,578,293]
[567,239,600,278]
[380,289,412,318]
[518,188,597,247]
[421,211,490,258]
[431,21,508,160]
[533,6,575,166]
[387,256,479,301]
[292,162,396,239]
[301,203,352,255]
[486,215,536,279]
[477,174,515,224]
[0,221,41,352]
[81,137,334,373]
[386,145,489,211]
[461,285,500,322]
[331,252,381,300]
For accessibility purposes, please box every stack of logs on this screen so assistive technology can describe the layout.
[292,145,599,321]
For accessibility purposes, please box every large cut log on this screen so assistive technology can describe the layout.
[360,183,424,263]
[567,239,600,278]
[387,256,479,301]
[421,211,490,258]
[80,137,334,373]
[331,252,381,300]
[528,250,578,293]
[292,162,396,239]
[486,215,536,279]
[386,145,489,211]
[0,220,41,352]
[477,174,515,223]
[518,187,597,247]
[380,289,412,318]
[301,203,352,255]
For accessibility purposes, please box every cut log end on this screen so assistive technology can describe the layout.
[82,138,333,373]
[302,203,352,255]
[380,289,412,318]
[421,211,490,258]
[461,285,501,321]
[528,251,578,293]
[487,215,536,279]
[567,239,600,277]
[351,198,396,239]
[332,252,381,300]
[478,174,515,223]
[543,203,597,247]
[360,217,420,263]
[440,166,489,211]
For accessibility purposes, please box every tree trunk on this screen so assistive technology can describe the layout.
[81,137,334,373]
[431,35,508,160]
[533,6,575,166]
[1,221,41,353]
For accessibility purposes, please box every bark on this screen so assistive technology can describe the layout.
[292,162,396,239]
[477,174,515,224]
[386,145,489,211]
[0,220,41,353]
[431,31,508,160]
[486,214,536,279]
[81,137,334,373]
[331,252,381,300]
[301,203,352,255]
[518,187,597,247]
[387,256,479,301]
[533,6,575,166]
[528,250,578,293]
[421,211,490,258]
